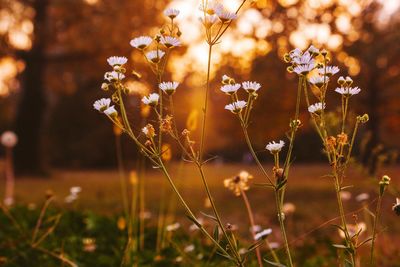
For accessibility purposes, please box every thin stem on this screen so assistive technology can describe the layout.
[242,127,274,186]
[196,163,243,264]
[275,190,293,267]
[241,190,263,267]
[199,44,213,162]
[370,195,382,265]
[158,160,232,259]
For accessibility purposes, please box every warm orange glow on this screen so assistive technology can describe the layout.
[0,57,24,96]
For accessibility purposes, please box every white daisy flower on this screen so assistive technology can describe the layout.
[199,1,224,15]
[164,8,180,19]
[242,81,261,93]
[293,64,315,75]
[308,75,329,87]
[289,48,302,60]
[160,36,181,48]
[104,106,118,117]
[159,81,179,95]
[266,140,285,154]
[146,50,165,63]
[308,102,326,113]
[107,56,127,67]
[216,9,237,22]
[225,100,247,113]
[166,222,181,232]
[199,14,219,28]
[220,83,241,95]
[130,36,153,50]
[292,51,314,65]
[104,71,125,82]
[254,228,272,240]
[335,86,361,96]
[1,131,18,148]
[142,93,160,106]
[319,66,340,76]
[93,98,111,112]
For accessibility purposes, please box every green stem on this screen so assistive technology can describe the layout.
[199,44,213,162]
[275,190,293,267]
[370,195,382,265]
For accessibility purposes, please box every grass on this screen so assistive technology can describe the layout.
[3,162,400,265]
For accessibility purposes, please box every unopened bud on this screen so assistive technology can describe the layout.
[337,76,346,86]
[357,114,369,124]
[345,76,353,86]
[101,83,109,91]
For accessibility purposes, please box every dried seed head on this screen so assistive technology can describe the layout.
[161,115,173,133]
[326,136,337,151]
[337,133,348,145]
[182,129,190,136]
[357,114,369,124]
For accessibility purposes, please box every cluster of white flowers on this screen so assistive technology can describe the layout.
[104,70,125,82]
[220,83,241,95]
[335,86,361,96]
[266,140,285,154]
[288,47,316,75]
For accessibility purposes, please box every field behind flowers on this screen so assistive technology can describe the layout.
[6,163,400,266]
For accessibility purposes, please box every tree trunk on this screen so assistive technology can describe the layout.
[14,0,48,175]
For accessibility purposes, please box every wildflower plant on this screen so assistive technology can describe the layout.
[93,1,393,266]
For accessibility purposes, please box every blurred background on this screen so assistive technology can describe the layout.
[0,0,399,175]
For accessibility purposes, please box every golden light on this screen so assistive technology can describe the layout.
[278,0,299,8]
[0,57,23,96]
[289,30,308,50]
[8,30,32,50]
[84,0,99,5]
[335,14,351,33]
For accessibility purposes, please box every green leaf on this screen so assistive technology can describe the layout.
[357,237,373,248]
[340,185,354,191]
[276,179,287,190]
[246,239,264,253]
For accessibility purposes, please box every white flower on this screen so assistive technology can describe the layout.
[199,1,224,15]
[104,106,118,117]
[289,48,302,60]
[130,36,153,50]
[308,75,329,87]
[160,36,181,48]
[107,56,127,67]
[142,93,160,106]
[146,50,165,63]
[335,86,361,96]
[293,63,315,75]
[70,186,82,195]
[308,102,325,113]
[216,9,237,22]
[225,100,247,113]
[266,140,285,154]
[242,81,261,92]
[159,81,179,95]
[292,51,314,65]
[164,8,180,19]
[104,71,125,82]
[254,228,272,240]
[166,222,180,232]
[220,83,241,95]
[319,66,340,76]
[93,98,111,112]
[199,15,219,28]
[338,222,366,239]
[184,244,195,253]
[250,225,262,233]
[355,193,369,202]
[1,131,18,148]
[142,126,149,136]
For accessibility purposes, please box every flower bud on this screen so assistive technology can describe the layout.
[337,76,346,86]
[101,83,109,91]
[321,49,328,56]
[283,53,291,63]
[357,114,369,124]
[393,198,400,216]
[286,66,294,73]
[345,76,353,86]
[177,30,182,37]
